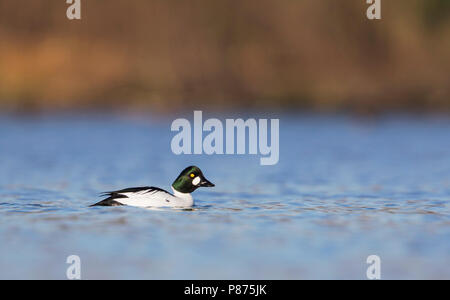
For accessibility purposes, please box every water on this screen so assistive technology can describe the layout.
[0,113,449,279]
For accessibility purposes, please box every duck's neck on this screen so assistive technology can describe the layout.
[172,186,193,204]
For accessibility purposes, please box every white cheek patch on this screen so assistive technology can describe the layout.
[192,176,201,186]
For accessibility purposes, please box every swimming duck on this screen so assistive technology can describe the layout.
[90,166,214,208]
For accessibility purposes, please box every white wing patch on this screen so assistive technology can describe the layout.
[115,189,193,208]
[134,189,154,195]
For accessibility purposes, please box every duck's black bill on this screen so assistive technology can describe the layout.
[200,178,215,187]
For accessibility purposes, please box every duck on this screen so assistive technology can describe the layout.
[90,166,214,208]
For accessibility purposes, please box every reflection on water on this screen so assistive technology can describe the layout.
[0,114,449,279]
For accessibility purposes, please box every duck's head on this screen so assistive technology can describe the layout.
[172,166,215,193]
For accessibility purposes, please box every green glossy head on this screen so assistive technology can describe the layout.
[172,166,214,193]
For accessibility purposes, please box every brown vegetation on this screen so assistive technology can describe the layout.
[0,0,449,114]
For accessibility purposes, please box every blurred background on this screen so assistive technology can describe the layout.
[0,0,449,115]
[1,0,450,279]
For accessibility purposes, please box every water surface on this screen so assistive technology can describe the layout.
[0,114,449,279]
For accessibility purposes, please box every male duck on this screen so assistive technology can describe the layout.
[90,166,214,208]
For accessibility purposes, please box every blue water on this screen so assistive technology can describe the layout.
[0,113,449,279]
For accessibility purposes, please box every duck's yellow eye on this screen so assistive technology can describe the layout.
[190,173,195,178]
